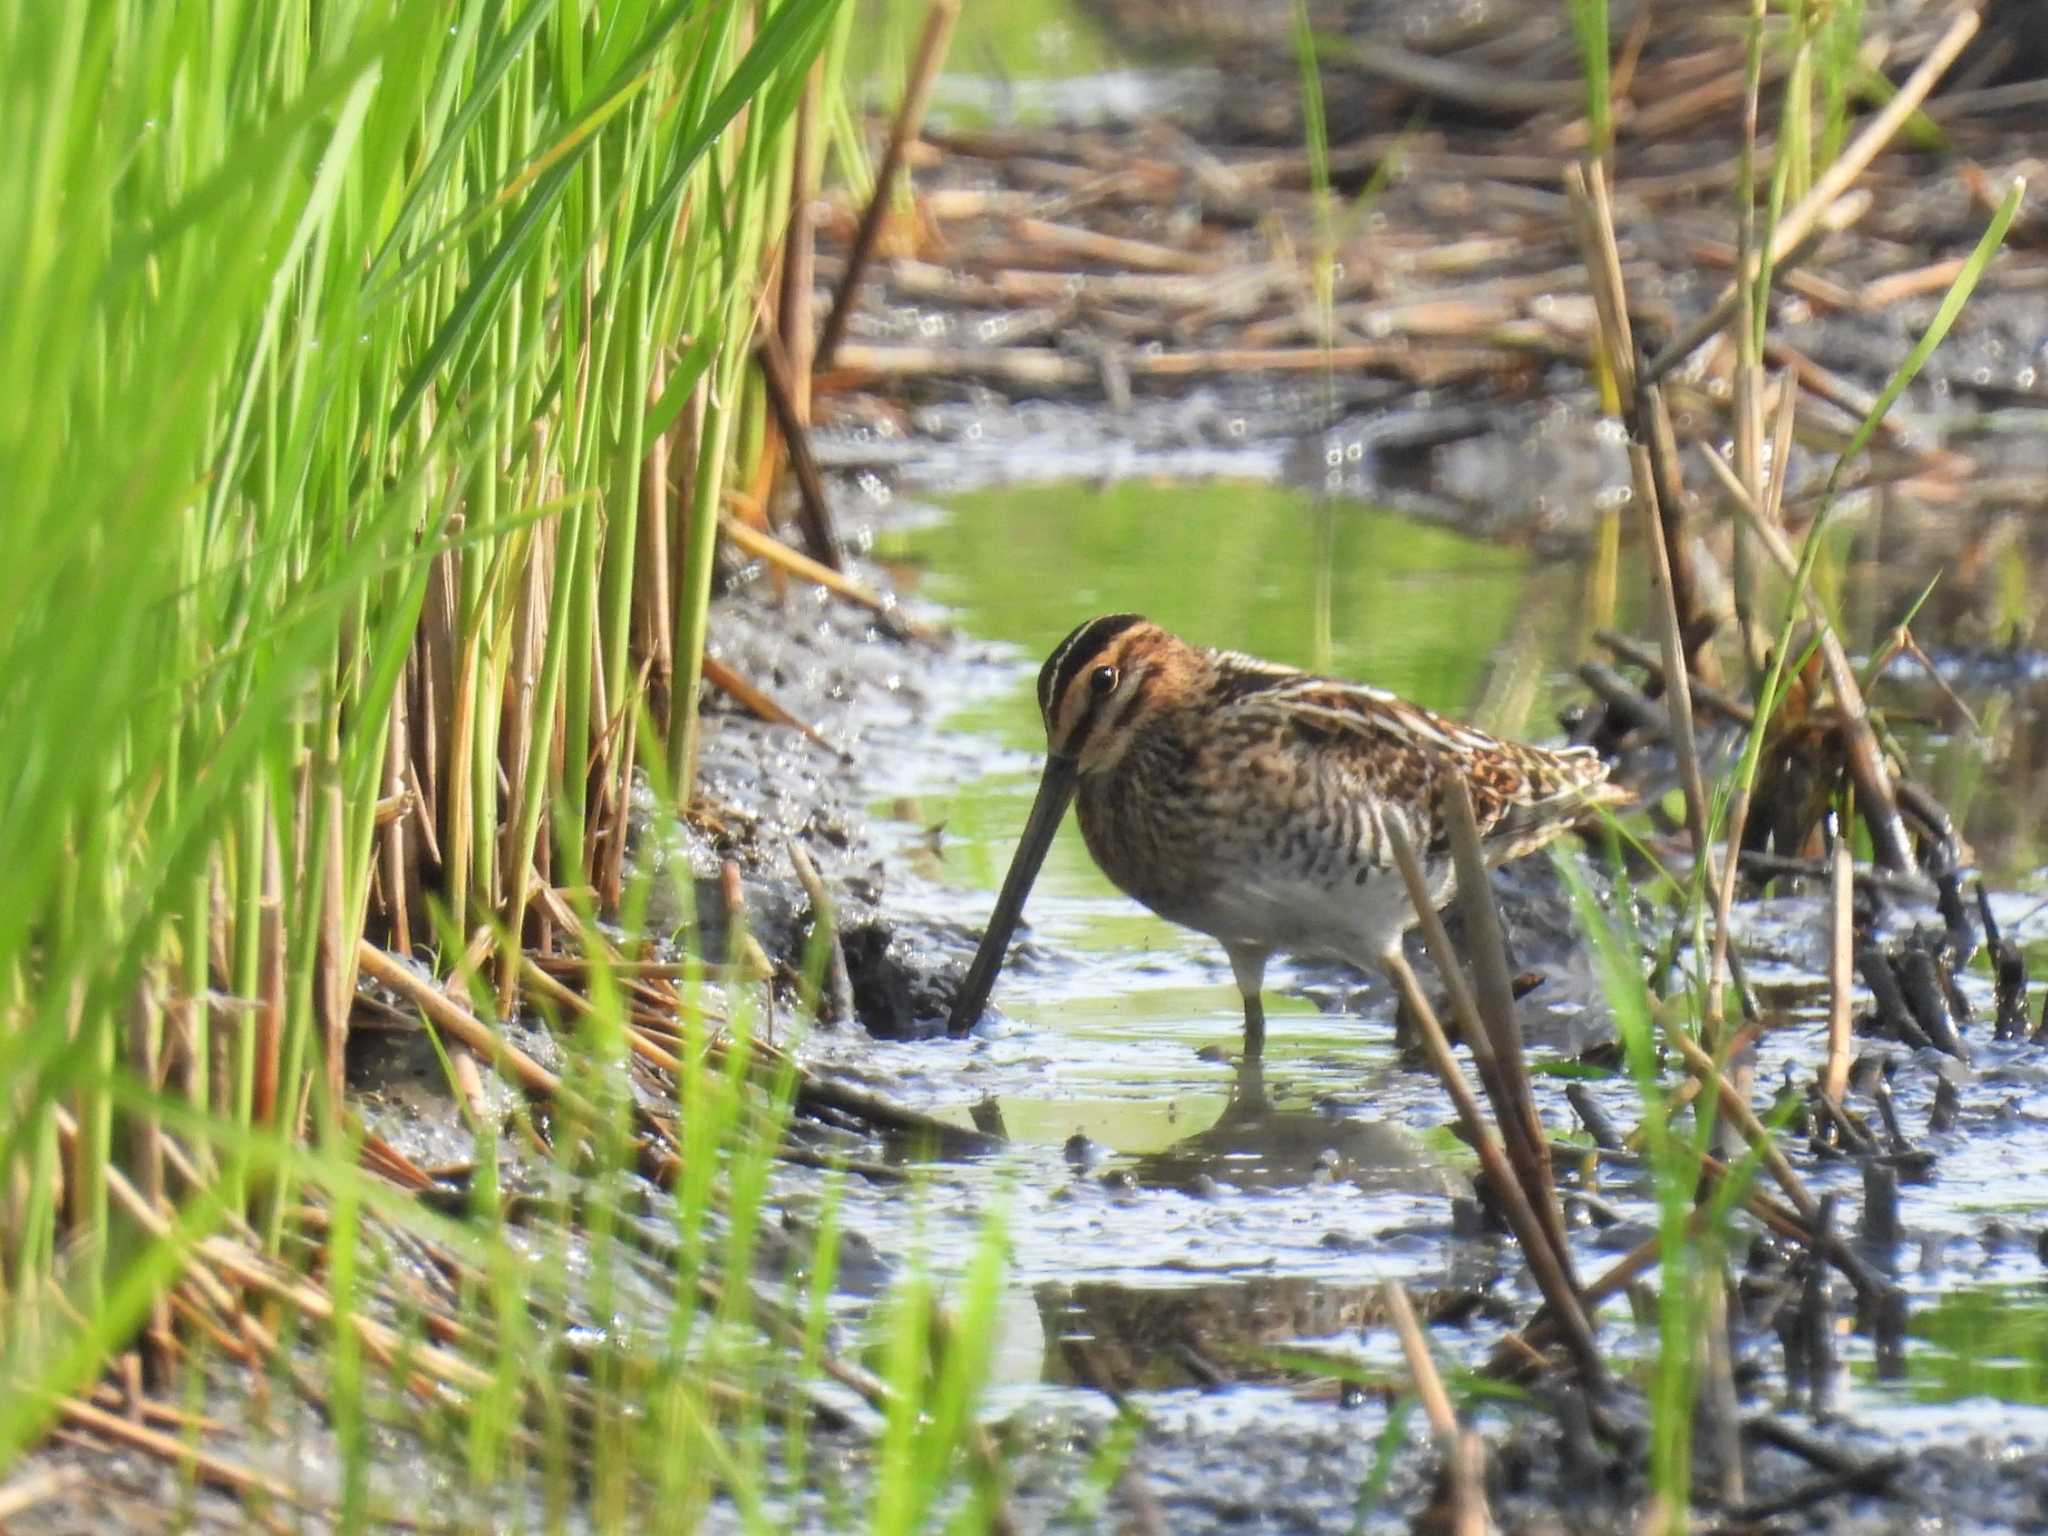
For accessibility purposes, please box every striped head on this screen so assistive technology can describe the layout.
[1034,613,1192,774]
[948,614,1191,1036]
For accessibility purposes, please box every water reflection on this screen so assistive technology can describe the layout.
[1129,1058,1464,1199]
[1037,1273,1387,1392]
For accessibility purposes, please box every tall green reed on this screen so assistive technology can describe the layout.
[0,0,966,1519]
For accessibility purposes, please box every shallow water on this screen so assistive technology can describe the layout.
[794,448,2048,1478]
[812,0,2048,1503]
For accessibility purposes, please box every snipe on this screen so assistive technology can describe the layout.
[946,614,1625,1054]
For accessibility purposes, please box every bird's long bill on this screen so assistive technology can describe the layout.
[946,753,1080,1036]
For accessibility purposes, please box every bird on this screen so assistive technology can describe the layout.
[946,613,1626,1055]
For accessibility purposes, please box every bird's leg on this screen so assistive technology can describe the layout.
[1231,1053,1270,1114]
[1224,944,1271,1061]
[1243,993,1267,1059]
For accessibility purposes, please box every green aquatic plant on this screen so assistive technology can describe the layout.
[0,0,1018,1525]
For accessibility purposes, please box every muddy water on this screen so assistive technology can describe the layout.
[807,3,2048,1515]
[784,431,2048,1515]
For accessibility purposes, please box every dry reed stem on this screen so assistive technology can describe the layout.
[1563,161,1635,402]
[51,1107,277,1359]
[700,654,840,756]
[1661,1022,1818,1227]
[718,512,920,635]
[515,939,989,1152]
[828,340,1506,388]
[1382,947,1607,1392]
[1860,255,1974,309]
[381,683,413,954]
[1632,442,1712,866]
[1696,442,1918,871]
[1449,1431,1494,1536]
[1440,782,1577,1277]
[441,928,498,1129]
[253,807,284,1127]
[1384,1280,1458,1440]
[787,839,855,1024]
[196,1235,492,1394]
[356,941,563,1101]
[1010,216,1221,274]
[639,363,675,727]
[595,688,637,914]
[1567,156,1720,684]
[1389,822,1535,1162]
[317,776,350,1114]
[1644,6,1983,382]
[1388,1280,1495,1536]
[1702,1267,1745,1506]
[814,0,960,371]
[781,61,823,420]
[59,1396,300,1507]
[756,323,843,570]
[1594,631,1755,726]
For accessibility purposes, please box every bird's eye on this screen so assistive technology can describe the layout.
[1090,665,1119,695]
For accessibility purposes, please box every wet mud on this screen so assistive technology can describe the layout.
[24,2,2048,1530]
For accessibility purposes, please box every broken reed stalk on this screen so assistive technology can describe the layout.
[718,512,917,636]
[756,323,844,571]
[1449,1434,1491,1536]
[787,840,856,1025]
[1565,156,1720,886]
[1642,5,1983,384]
[1442,780,1577,1280]
[1701,1265,1745,1507]
[59,1396,300,1508]
[699,653,842,756]
[814,0,960,373]
[1593,631,1753,727]
[1387,810,1562,1266]
[356,941,564,1102]
[1387,952,1606,1392]
[1384,1281,1459,1441]
[1563,127,1730,688]
[510,901,997,1154]
[1385,1280,1494,1536]
[1632,440,1713,865]
[1664,1028,1897,1306]
[1384,824,1606,1394]
[780,59,824,424]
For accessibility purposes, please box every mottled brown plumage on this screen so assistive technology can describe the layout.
[949,615,1625,1053]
